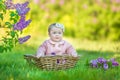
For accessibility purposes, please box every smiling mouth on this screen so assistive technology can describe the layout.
[55,37,59,39]
[56,38,59,39]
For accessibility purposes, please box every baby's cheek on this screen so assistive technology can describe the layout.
[60,35,63,38]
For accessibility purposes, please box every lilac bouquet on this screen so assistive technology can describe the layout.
[86,57,119,70]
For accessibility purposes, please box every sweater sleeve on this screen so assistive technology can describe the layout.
[36,41,47,57]
[66,43,78,57]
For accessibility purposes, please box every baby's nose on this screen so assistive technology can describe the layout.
[55,33,59,36]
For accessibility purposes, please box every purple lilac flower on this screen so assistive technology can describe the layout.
[18,35,31,44]
[103,63,108,70]
[5,0,15,9]
[109,58,119,66]
[112,61,119,66]
[97,57,107,64]
[51,52,56,55]
[57,59,59,63]
[90,60,98,68]
[13,16,31,31]
[15,1,30,15]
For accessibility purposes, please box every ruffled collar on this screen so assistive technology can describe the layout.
[48,39,65,45]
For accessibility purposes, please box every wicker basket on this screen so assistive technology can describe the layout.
[24,54,80,70]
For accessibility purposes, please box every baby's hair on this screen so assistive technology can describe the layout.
[48,23,65,32]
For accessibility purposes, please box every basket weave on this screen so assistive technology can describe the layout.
[24,54,80,70]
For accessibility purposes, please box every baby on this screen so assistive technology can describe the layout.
[36,23,78,57]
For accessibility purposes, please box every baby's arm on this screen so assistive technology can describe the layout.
[66,43,78,57]
[36,41,47,58]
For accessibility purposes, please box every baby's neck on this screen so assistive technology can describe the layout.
[50,39,62,43]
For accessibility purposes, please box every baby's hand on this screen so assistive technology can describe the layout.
[36,55,41,58]
[70,53,78,57]
[35,52,44,58]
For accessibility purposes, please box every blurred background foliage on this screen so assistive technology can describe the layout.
[12,0,120,41]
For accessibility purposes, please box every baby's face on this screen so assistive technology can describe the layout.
[49,27,63,42]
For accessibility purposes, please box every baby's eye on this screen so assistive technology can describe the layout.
[58,32,62,34]
[53,32,57,34]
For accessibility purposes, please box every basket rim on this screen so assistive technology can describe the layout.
[24,54,81,58]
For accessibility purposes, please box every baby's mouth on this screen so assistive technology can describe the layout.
[55,37,59,39]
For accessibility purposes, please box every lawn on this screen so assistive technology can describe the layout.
[0,38,120,80]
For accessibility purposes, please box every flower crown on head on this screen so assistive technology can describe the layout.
[48,23,65,32]
[55,23,65,32]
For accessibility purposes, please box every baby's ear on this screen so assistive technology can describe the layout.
[48,32,50,36]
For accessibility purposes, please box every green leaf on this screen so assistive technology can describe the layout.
[15,38,18,44]
[10,11,16,17]
[85,59,89,66]
[9,44,14,48]
[10,30,15,38]
[3,47,7,52]
[4,46,12,52]
[10,18,17,23]
[107,61,112,68]
[5,22,13,28]
[8,46,12,51]
[2,37,7,44]
[0,45,4,53]
[9,11,19,23]
[16,14,19,19]
[5,22,11,25]
[0,1,6,13]
[0,13,3,20]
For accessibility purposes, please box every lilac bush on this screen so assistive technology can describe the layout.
[0,0,31,53]
[87,57,119,70]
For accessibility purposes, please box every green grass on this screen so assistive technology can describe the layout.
[0,39,120,80]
